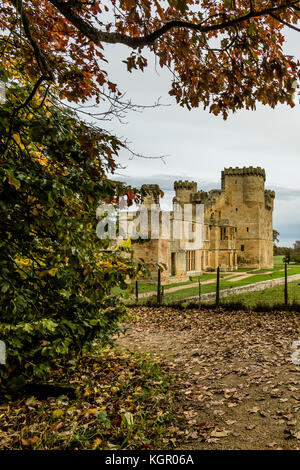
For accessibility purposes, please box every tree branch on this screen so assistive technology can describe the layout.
[48,0,300,49]
[270,12,300,32]
[4,76,46,153]
[12,0,53,80]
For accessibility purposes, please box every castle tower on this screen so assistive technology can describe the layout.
[141,184,160,209]
[132,184,169,283]
[173,180,197,205]
[221,167,274,268]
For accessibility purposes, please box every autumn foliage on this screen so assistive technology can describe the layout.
[1,1,300,393]
[0,76,144,393]
[1,1,300,117]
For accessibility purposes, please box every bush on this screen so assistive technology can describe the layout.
[0,79,141,394]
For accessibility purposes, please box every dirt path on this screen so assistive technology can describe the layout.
[116,307,300,450]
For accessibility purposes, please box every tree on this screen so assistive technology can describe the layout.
[2,1,300,391]
[283,247,292,264]
[0,76,145,393]
[273,230,280,244]
[1,1,300,119]
[273,229,280,254]
[291,240,300,262]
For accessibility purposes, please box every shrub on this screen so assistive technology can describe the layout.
[0,79,142,393]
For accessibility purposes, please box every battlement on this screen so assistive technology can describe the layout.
[222,166,266,180]
[174,180,197,191]
[191,190,208,202]
[141,184,160,206]
[141,184,160,195]
[264,190,275,198]
[133,167,275,282]
[264,189,275,210]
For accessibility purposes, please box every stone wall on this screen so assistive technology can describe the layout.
[131,166,275,282]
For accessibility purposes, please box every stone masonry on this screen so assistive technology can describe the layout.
[132,167,275,283]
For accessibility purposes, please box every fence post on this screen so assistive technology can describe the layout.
[135,280,138,302]
[284,262,288,306]
[157,268,161,305]
[216,266,220,307]
[198,278,201,307]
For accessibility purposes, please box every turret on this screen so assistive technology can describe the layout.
[173,180,197,204]
[141,184,160,208]
[221,166,266,205]
[264,190,275,211]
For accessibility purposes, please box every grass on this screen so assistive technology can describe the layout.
[274,255,286,267]
[143,267,300,303]
[221,280,300,309]
[130,258,300,305]
[119,255,300,304]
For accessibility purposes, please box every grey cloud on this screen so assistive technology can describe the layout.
[112,173,218,192]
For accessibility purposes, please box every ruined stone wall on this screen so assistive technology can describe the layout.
[133,239,169,283]
[131,166,275,283]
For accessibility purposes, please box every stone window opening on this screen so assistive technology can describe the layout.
[171,253,176,276]
[241,244,245,252]
[188,222,196,242]
[186,250,195,271]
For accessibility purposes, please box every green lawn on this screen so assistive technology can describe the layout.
[221,280,300,308]
[119,256,300,304]
[135,263,300,304]
[273,255,286,267]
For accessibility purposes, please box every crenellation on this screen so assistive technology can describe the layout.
[174,180,197,191]
[141,184,160,207]
[264,189,275,211]
[222,166,266,180]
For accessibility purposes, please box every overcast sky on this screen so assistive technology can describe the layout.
[99,28,300,247]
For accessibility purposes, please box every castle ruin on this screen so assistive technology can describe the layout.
[132,167,275,283]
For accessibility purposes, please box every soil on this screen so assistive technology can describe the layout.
[116,306,300,450]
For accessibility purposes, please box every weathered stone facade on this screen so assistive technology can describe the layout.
[132,167,275,283]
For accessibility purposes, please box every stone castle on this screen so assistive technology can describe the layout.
[132,167,275,283]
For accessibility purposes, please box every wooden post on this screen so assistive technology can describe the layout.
[161,286,164,302]
[135,280,138,302]
[157,268,161,305]
[216,266,220,307]
[284,262,288,306]
[198,278,201,307]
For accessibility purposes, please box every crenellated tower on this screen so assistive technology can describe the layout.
[131,166,275,284]
[173,180,197,205]
[220,166,274,268]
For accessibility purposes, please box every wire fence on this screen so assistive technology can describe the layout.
[129,263,300,311]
